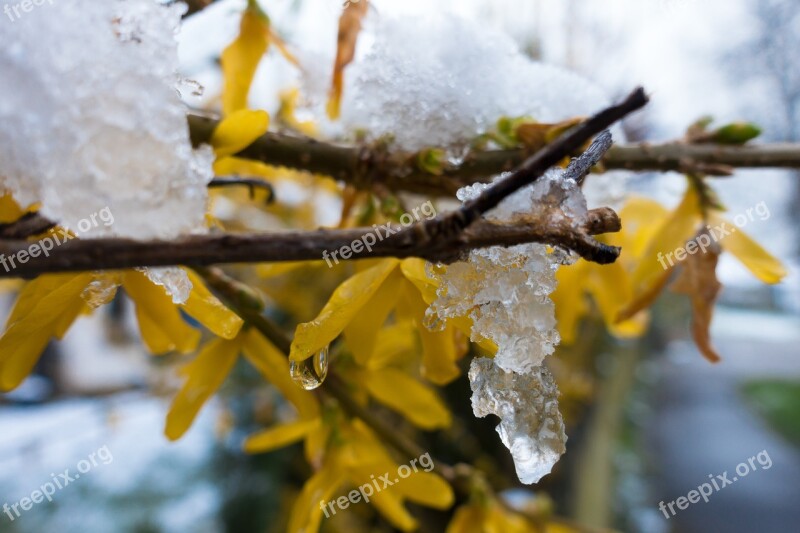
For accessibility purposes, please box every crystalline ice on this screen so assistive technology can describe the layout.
[82,276,121,309]
[429,166,585,374]
[429,147,588,483]
[469,358,566,485]
[141,267,193,305]
[0,0,213,240]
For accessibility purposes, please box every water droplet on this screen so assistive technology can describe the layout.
[422,308,446,332]
[290,347,329,390]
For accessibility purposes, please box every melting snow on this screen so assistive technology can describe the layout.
[0,0,214,240]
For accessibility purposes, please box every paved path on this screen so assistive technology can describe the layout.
[646,309,800,533]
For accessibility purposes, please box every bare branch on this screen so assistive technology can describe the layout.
[0,208,621,279]
[188,114,800,197]
[566,130,614,185]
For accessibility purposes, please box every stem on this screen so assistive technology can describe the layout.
[0,208,621,279]
[188,117,800,198]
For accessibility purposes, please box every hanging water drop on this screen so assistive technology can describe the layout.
[290,346,329,390]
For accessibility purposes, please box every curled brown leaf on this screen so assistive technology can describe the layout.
[327,0,369,120]
[670,231,723,363]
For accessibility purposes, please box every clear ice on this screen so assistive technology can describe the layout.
[0,0,214,240]
[428,168,586,484]
[469,358,567,485]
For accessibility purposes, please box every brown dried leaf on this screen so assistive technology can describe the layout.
[516,117,585,152]
[327,0,369,120]
[670,234,723,363]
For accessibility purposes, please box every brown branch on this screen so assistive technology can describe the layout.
[0,213,56,240]
[0,93,643,278]
[209,177,275,203]
[188,118,800,197]
[0,208,620,279]
[180,0,213,17]
[457,88,647,227]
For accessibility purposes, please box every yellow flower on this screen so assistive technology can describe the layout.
[221,1,298,115]
[447,500,531,533]
[287,420,454,532]
[290,258,493,386]
[166,327,319,441]
[552,196,663,344]
[0,269,243,392]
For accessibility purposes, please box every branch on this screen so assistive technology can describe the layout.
[0,213,56,240]
[188,119,800,197]
[1,91,645,278]
[0,208,620,279]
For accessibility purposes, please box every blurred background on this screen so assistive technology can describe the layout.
[1,0,798,532]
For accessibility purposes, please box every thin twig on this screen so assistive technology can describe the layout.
[0,213,56,240]
[209,177,275,203]
[189,108,800,198]
[566,131,614,186]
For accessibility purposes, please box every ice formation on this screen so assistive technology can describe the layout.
[469,358,566,485]
[430,169,586,375]
[0,0,214,240]
[425,166,588,483]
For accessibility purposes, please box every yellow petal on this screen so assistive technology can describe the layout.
[393,471,454,509]
[241,328,320,419]
[0,274,92,391]
[278,88,319,137]
[182,270,244,340]
[290,259,400,361]
[552,263,589,345]
[165,337,242,441]
[365,368,451,430]
[244,418,320,454]
[447,504,485,533]
[211,109,270,157]
[400,258,438,304]
[631,185,702,295]
[212,156,281,180]
[617,196,671,259]
[368,321,417,370]
[343,266,403,365]
[221,7,270,115]
[708,211,787,284]
[585,262,647,338]
[123,272,201,355]
[345,460,418,531]
[304,421,332,470]
[288,461,345,533]
[0,192,25,223]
